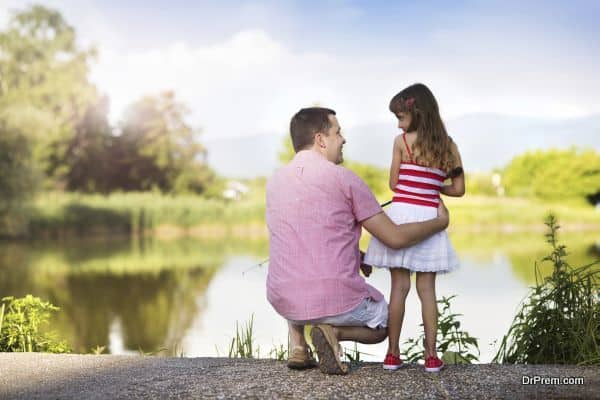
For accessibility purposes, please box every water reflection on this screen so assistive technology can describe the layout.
[0,231,597,361]
[0,236,267,354]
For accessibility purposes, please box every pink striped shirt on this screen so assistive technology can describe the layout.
[266,150,384,321]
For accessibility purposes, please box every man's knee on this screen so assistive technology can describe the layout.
[372,327,387,343]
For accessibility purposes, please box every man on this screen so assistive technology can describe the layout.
[266,107,449,375]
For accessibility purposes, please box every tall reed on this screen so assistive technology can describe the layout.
[493,215,600,364]
[228,314,257,358]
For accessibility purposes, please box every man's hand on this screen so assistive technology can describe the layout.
[436,199,449,229]
[359,250,373,277]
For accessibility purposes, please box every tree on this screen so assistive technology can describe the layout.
[0,121,38,237]
[0,5,99,186]
[502,148,600,204]
[50,97,114,193]
[111,91,213,193]
[344,160,388,197]
[278,135,295,164]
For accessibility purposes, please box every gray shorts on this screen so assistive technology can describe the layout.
[289,298,388,329]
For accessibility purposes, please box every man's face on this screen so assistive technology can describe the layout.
[321,115,346,164]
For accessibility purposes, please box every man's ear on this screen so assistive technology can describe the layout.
[315,132,326,148]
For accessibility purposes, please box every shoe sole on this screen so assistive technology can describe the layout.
[310,326,348,375]
[382,363,404,370]
[287,360,317,370]
[425,366,444,372]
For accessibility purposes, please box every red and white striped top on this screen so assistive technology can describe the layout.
[392,134,447,208]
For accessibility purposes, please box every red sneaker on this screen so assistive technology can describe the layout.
[424,356,444,372]
[382,353,403,370]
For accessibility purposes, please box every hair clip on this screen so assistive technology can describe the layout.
[404,98,415,109]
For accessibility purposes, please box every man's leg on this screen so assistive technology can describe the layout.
[309,299,388,374]
[288,322,308,348]
[334,326,387,344]
[287,322,316,369]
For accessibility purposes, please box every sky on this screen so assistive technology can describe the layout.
[1,0,599,141]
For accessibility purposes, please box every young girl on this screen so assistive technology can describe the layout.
[364,83,465,372]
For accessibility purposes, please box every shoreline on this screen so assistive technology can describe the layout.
[1,354,597,399]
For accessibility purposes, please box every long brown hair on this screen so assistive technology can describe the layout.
[389,83,455,172]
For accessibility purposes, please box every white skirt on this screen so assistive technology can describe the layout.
[364,202,459,273]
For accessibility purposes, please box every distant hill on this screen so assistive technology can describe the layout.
[203,113,600,178]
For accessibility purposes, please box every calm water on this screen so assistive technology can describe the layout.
[1,231,598,362]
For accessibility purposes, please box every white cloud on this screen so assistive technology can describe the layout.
[91,25,600,141]
[4,1,600,139]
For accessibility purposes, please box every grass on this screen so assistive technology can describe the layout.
[493,215,600,365]
[25,191,600,241]
[228,314,258,358]
[443,195,600,229]
[27,191,266,239]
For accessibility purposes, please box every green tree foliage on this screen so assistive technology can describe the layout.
[502,148,600,204]
[1,6,215,196]
[344,160,388,197]
[0,122,38,237]
[47,96,114,192]
[112,91,214,193]
[278,135,296,164]
[0,5,98,189]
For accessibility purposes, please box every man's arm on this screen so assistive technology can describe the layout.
[362,202,449,249]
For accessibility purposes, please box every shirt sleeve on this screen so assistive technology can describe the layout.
[337,167,383,222]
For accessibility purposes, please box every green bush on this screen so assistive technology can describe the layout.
[0,295,70,353]
[502,148,600,204]
[493,215,600,364]
[401,295,480,364]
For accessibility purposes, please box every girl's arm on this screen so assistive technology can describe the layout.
[441,141,466,197]
[388,135,403,192]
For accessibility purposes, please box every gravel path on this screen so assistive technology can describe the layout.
[0,354,598,399]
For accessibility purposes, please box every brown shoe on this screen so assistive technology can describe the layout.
[287,346,317,370]
[310,324,348,375]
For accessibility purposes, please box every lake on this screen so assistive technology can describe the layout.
[0,230,598,362]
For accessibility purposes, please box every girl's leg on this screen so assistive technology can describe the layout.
[387,268,411,355]
[416,272,438,358]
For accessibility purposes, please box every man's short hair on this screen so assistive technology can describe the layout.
[289,107,336,152]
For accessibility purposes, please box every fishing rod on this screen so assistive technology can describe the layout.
[242,258,269,275]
